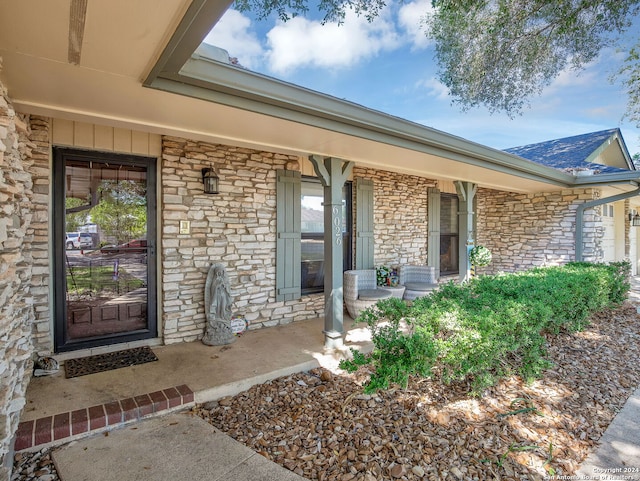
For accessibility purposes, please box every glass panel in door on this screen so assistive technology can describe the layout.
[55,149,156,351]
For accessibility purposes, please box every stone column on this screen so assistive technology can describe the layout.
[309,155,354,349]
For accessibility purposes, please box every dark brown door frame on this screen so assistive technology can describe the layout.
[52,147,158,352]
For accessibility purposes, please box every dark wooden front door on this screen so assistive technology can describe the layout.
[53,148,157,352]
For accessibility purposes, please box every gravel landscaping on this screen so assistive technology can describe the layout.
[196,302,640,481]
[12,301,640,481]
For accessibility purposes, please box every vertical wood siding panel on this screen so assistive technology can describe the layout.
[131,131,149,155]
[94,125,114,151]
[73,122,94,148]
[149,134,162,157]
[52,119,74,146]
[113,128,132,153]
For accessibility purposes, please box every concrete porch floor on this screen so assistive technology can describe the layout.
[21,315,369,426]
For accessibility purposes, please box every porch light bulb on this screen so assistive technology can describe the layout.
[202,167,219,194]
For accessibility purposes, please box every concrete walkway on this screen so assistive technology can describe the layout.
[53,413,307,481]
[577,386,640,481]
[48,385,640,481]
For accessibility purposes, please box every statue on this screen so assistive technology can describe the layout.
[202,263,236,346]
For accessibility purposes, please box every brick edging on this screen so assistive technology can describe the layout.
[14,384,194,451]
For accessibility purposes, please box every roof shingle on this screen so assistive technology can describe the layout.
[504,128,629,174]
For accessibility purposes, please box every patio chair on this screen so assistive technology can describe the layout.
[398,265,438,300]
[343,269,392,319]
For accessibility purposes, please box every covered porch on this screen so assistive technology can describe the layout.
[16,314,368,451]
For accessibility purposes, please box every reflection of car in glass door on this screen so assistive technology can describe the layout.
[100,239,147,254]
[66,232,93,249]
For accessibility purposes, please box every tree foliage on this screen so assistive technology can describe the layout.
[234,0,640,122]
[427,0,640,117]
[619,43,640,127]
[235,0,387,24]
[91,180,147,245]
[65,197,89,232]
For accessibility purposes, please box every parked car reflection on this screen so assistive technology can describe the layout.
[100,239,147,254]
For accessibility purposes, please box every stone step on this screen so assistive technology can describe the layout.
[14,385,194,451]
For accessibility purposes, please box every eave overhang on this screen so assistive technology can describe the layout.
[573,171,640,187]
[143,0,640,194]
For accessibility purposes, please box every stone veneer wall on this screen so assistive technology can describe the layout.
[476,187,601,274]
[0,77,36,479]
[353,167,436,267]
[161,137,323,344]
[27,117,51,353]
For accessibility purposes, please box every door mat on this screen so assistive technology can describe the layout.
[64,346,158,378]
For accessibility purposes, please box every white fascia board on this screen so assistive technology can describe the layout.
[572,170,640,186]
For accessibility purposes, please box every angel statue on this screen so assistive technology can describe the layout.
[202,263,235,346]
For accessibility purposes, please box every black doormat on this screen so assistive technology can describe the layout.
[64,346,158,378]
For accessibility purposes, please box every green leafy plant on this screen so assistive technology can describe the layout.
[376,265,392,286]
[340,262,630,395]
[543,442,556,476]
[469,245,492,267]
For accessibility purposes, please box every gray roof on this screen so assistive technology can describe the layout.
[504,128,631,174]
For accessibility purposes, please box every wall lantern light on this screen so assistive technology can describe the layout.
[202,166,219,194]
[633,214,640,227]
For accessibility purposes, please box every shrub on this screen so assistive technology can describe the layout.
[339,262,630,394]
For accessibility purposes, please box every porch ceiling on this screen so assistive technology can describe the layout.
[0,1,635,194]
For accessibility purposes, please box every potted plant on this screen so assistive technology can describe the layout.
[389,267,399,287]
[376,265,391,286]
[469,245,492,268]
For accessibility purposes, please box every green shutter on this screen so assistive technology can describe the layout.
[276,170,301,301]
[355,178,374,269]
[427,187,441,275]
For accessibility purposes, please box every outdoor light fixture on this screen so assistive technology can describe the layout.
[201,165,219,194]
[633,214,640,227]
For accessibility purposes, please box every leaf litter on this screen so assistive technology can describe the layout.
[196,303,640,481]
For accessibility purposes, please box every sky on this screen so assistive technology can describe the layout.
[203,1,640,157]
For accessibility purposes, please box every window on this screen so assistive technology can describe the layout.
[301,178,352,294]
[440,194,459,275]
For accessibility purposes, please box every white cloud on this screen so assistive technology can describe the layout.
[265,9,401,75]
[397,0,434,50]
[416,76,450,100]
[546,64,599,91]
[202,9,264,69]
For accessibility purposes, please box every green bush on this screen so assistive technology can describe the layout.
[339,261,630,394]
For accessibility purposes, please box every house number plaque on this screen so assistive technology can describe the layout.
[333,206,342,245]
